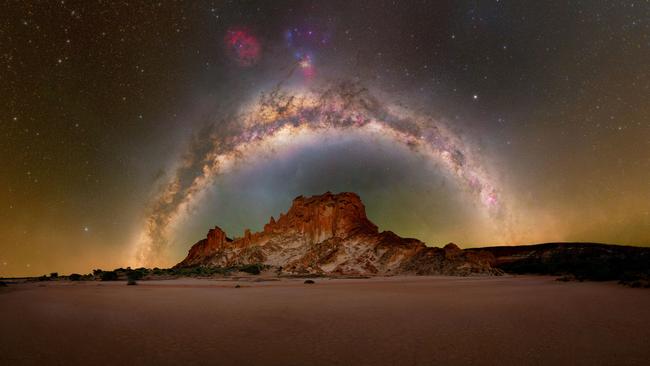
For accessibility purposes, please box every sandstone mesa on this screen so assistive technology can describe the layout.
[176,192,500,276]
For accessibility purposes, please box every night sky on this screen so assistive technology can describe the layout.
[1,1,649,276]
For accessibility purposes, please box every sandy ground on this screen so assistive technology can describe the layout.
[1,276,649,366]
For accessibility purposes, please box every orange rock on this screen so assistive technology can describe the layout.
[175,192,500,276]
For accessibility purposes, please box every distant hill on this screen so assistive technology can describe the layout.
[469,242,650,285]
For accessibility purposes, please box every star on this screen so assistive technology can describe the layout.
[473,94,479,100]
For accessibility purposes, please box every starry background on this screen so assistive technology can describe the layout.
[1,1,648,276]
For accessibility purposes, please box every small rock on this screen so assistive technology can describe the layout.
[304,279,315,284]
[235,284,241,288]
[556,275,575,282]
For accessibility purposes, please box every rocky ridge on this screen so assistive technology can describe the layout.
[176,192,500,276]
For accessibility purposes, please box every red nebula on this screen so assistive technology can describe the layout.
[224,28,261,67]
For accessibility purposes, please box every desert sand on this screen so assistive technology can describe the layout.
[1,276,649,366]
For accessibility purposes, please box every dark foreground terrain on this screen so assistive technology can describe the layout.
[1,276,649,366]
[471,242,650,286]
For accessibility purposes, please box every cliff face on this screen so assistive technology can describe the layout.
[176,192,500,276]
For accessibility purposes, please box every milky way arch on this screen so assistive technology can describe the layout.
[134,81,503,266]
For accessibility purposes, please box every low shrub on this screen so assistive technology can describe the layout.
[126,268,144,284]
[100,271,118,281]
[126,268,146,281]
[238,264,263,275]
[68,273,82,281]
[152,267,167,276]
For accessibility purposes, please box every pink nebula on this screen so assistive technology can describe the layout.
[225,28,260,66]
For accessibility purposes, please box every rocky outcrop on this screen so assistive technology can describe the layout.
[180,226,232,266]
[175,192,500,276]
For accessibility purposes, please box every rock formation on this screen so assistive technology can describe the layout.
[176,192,500,276]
